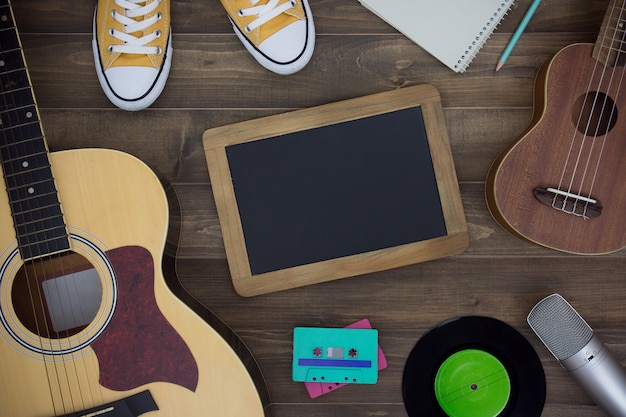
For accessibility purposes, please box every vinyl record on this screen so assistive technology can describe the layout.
[402,316,545,417]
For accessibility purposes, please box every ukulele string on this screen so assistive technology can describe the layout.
[556,0,624,217]
[580,1,626,210]
[2,3,105,415]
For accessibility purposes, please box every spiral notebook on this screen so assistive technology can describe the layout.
[358,0,514,73]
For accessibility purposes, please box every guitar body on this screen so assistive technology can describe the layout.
[0,149,266,416]
[486,43,626,254]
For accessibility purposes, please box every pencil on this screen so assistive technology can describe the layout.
[496,0,542,72]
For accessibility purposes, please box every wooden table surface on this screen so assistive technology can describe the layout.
[10,0,626,416]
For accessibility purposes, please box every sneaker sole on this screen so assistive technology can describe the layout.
[92,16,173,111]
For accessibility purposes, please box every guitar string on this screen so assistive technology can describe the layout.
[2,3,105,415]
[18,49,105,417]
[555,0,624,218]
[0,7,64,414]
[0,44,63,416]
[0,13,76,415]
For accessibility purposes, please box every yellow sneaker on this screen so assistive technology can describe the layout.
[221,0,315,75]
[93,0,172,111]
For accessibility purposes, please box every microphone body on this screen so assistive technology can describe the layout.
[528,294,626,417]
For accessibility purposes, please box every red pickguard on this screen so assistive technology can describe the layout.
[91,246,198,392]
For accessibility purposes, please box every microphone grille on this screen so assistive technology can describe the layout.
[527,294,593,361]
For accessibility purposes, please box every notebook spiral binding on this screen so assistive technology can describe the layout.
[455,0,515,72]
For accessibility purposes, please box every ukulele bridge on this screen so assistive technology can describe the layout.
[533,187,602,219]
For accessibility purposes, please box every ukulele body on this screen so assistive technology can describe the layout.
[486,43,626,254]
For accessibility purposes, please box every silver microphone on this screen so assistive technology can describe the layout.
[527,294,626,417]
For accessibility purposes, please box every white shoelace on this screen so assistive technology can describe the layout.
[238,0,297,33]
[109,0,163,55]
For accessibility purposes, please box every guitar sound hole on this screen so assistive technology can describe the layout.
[572,91,618,136]
[11,251,102,339]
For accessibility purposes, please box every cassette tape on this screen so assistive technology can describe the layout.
[304,319,387,398]
[292,327,379,384]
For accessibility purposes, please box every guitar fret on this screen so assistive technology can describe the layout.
[3,159,50,177]
[0,50,25,75]
[0,66,29,93]
[0,119,42,142]
[14,204,63,229]
[4,165,54,188]
[19,236,71,261]
[0,104,39,128]
[11,195,62,217]
[1,151,48,175]
[8,177,57,202]
[17,221,68,246]
[0,87,35,109]
[0,28,19,53]
[0,121,43,143]
[0,3,15,31]
[0,135,47,161]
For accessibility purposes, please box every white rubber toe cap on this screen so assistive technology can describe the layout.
[104,66,159,100]
[258,20,307,64]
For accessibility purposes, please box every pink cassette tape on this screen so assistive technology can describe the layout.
[304,318,387,398]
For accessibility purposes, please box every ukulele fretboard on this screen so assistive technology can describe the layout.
[593,0,626,67]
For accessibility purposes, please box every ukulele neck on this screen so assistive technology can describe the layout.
[592,0,626,67]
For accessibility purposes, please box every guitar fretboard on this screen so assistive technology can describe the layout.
[0,0,70,260]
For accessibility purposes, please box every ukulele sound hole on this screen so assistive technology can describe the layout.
[11,251,102,339]
[572,91,618,136]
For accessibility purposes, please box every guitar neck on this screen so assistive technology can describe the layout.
[0,0,70,260]
[592,0,626,66]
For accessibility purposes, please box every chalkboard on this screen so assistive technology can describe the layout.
[203,85,468,297]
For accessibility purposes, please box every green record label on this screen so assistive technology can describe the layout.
[434,349,511,417]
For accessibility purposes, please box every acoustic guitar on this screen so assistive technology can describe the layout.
[486,0,626,254]
[0,1,269,416]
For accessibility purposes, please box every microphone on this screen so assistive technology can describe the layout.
[527,294,626,417]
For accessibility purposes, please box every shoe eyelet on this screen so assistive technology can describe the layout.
[289,0,296,7]
[156,12,162,20]
[107,45,114,53]
[111,9,116,18]
[244,24,252,33]
[109,28,115,36]
[154,29,162,38]
[155,46,163,55]
[237,8,245,17]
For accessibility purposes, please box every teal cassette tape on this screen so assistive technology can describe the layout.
[292,327,379,384]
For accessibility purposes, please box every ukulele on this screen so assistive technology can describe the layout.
[486,0,626,254]
[0,1,269,416]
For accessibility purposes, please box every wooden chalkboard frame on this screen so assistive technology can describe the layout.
[203,85,468,297]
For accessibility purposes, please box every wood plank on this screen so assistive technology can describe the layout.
[167,182,626,259]
[40,108,532,183]
[176,256,626,330]
[11,0,608,34]
[21,33,594,109]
